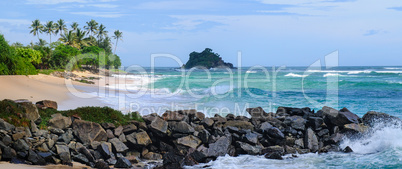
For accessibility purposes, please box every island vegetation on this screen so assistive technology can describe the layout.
[183,48,234,69]
[0,19,123,75]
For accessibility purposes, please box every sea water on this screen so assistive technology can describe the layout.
[92,66,402,168]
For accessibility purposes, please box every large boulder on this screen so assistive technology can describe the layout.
[109,138,129,153]
[362,111,401,127]
[236,141,262,155]
[169,121,195,134]
[322,106,359,126]
[36,100,58,110]
[149,117,168,135]
[162,111,186,121]
[49,113,72,129]
[223,121,254,130]
[284,116,306,130]
[304,128,319,152]
[205,136,232,157]
[114,157,132,168]
[0,119,15,131]
[126,131,152,146]
[72,120,107,145]
[15,99,40,122]
[343,123,369,133]
[176,135,202,149]
[27,150,46,165]
[246,107,272,121]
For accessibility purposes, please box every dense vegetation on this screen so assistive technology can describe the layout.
[0,19,123,75]
[184,48,234,69]
[0,99,143,128]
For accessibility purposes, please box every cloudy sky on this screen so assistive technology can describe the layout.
[1,0,402,67]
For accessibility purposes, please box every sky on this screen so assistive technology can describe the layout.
[0,0,402,67]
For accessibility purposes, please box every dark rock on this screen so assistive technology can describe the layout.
[59,152,71,164]
[55,144,69,155]
[198,129,210,144]
[2,135,12,146]
[343,123,368,134]
[308,117,324,130]
[98,142,112,158]
[162,150,184,169]
[224,121,254,130]
[114,157,132,168]
[37,152,53,163]
[72,153,89,164]
[236,141,262,155]
[149,117,168,135]
[134,131,152,146]
[247,107,272,121]
[176,135,202,149]
[2,147,16,160]
[267,127,285,139]
[106,129,115,139]
[16,100,40,122]
[78,147,95,163]
[162,110,186,121]
[114,126,123,136]
[109,138,129,153]
[59,128,73,143]
[119,133,127,143]
[13,139,29,152]
[95,160,110,169]
[195,112,205,121]
[144,152,163,160]
[27,150,46,165]
[322,106,359,126]
[258,122,273,133]
[304,128,319,152]
[169,121,195,134]
[317,129,329,137]
[101,123,116,130]
[201,118,214,128]
[72,119,107,145]
[264,152,283,160]
[122,124,137,135]
[106,158,117,165]
[243,132,259,145]
[36,100,58,110]
[48,127,65,135]
[329,133,344,144]
[205,136,232,157]
[343,146,353,153]
[12,131,26,141]
[362,111,401,127]
[284,116,306,130]
[48,113,72,129]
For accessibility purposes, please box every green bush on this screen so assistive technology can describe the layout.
[0,100,30,127]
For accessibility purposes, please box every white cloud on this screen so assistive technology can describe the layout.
[26,0,87,5]
[0,19,31,26]
[71,12,124,18]
[87,4,118,8]
[259,0,326,5]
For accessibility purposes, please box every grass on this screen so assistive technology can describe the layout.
[0,100,30,127]
[38,106,144,129]
[109,69,127,73]
[75,79,95,84]
[38,69,65,75]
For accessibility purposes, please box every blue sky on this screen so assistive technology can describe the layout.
[0,0,402,67]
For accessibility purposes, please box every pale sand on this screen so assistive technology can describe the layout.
[0,162,89,169]
[0,71,109,110]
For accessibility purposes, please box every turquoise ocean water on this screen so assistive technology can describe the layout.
[94,66,402,168]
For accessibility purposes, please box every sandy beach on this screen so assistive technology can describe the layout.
[0,71,108,110]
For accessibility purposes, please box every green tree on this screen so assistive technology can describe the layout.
[99,36,113,54]
[59,30,76,48]
[55,19,67,36]
[43,21,55,43]
[75,28,89,48]
[84,19,98,37]
[112,30,122,54]
[36,39,47,47]
[97,24,108,45]
[71,22,79,32]
[15,47,43,66]
[29,19,43,41]
[50,43,80,69]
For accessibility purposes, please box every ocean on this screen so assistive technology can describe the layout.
[87,66,402,168]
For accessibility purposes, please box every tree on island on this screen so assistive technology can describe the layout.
[184,48,234,69]
[29,19,43,41]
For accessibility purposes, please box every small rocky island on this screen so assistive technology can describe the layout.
[183,48,234,69]
[0,99,399,169]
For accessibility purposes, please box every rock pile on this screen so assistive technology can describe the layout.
[0,100,399,169]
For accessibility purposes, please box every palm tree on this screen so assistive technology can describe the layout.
[36,39,48,47]
[59,30,76,47]
[42,21,56,43]
[84,19,98,37]
[75,28,89,48]
[55,19,67,36]
[112,30,122,54]
[29,19,43,41]
[71,22,79,32]
[97,24,108,45]
[100,36,113,54]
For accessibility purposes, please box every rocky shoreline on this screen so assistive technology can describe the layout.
[0,99,399,169]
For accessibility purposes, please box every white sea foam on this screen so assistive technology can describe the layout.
[374,71,402,74]
[340,120,402,154]
[307,70,373,74]
[384,67,402,70]
[246,70,257,73]
[284,73,308,78]
[323,73,340,77]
